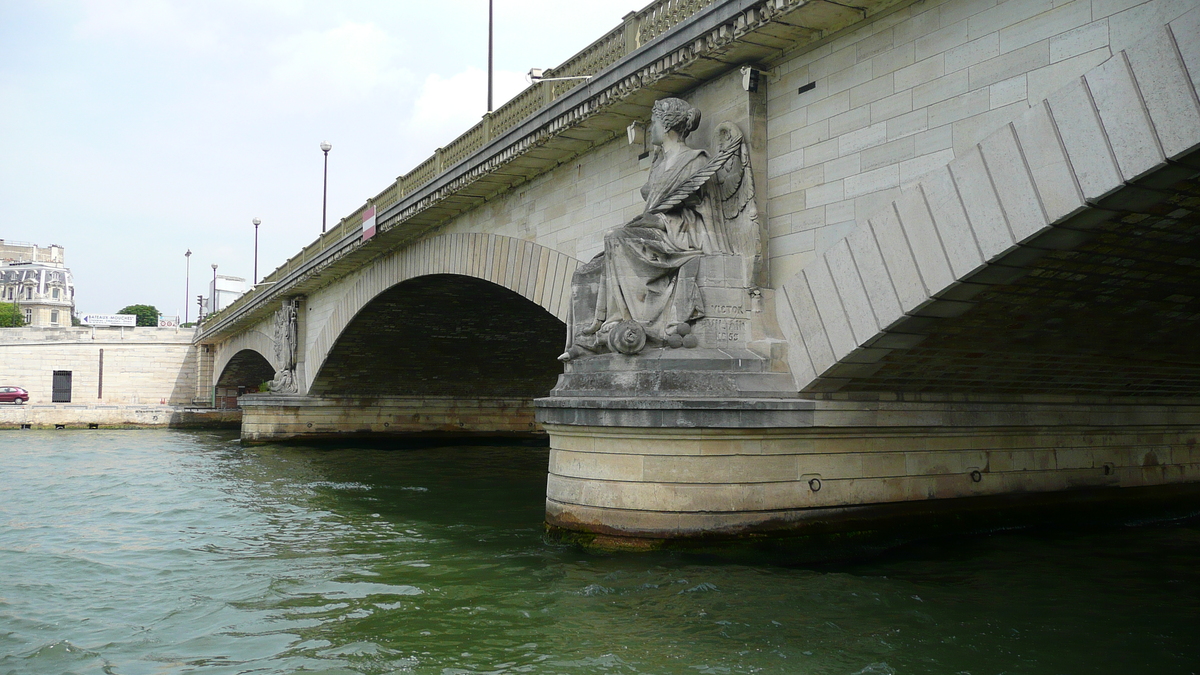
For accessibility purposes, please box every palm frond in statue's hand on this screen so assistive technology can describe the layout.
[649,136,741,214]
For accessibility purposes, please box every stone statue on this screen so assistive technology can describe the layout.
[560,97,759,360]
[268,298,299,393]
[267,367,295,394]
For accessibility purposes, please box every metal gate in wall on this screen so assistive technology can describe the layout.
[52,370,72,403]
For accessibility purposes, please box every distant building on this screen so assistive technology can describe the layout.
[209,275,245,315]
[0,240,74,327]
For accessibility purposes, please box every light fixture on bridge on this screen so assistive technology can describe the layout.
[184,249,192,325]
[740,65,762,93]
[211,264,218,317]
[252,218,261,285]
[527,68,593,83]
[320,141,332,233]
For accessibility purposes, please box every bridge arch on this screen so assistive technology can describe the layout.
[303,233,578,394]
[216,348,276,392]
[214,328,279,389]
[308,273,566,400]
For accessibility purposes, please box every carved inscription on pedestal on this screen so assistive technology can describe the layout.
[699,317,747,346]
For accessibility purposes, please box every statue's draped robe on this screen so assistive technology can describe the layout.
[592,146,733,341]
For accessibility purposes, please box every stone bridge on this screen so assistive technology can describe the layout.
[198,0,1200,547]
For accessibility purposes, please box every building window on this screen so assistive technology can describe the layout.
[51,310,59,325]
[24,308,32,324]
[52,288,60,299]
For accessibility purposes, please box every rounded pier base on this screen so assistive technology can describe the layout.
[535,396,1200,550]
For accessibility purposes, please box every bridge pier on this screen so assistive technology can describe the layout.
[537,396,1200,548]
[240,394,542,443]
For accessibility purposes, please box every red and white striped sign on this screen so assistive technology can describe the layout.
[362,204,377,241]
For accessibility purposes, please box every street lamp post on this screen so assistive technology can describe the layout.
[211,263,218,316]
[184,249,192,324]
[320,141,332,233]
[252,218,261,284]
[488,0,494,112]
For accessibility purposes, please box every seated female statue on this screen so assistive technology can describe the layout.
[562,97,757,359]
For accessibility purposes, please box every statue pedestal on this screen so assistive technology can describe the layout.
[538,341,810,546]
[550,347,795,399]
[535,395,817,547]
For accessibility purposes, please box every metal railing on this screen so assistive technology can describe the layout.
[202,0,719,330]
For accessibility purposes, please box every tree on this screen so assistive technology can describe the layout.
[118,304,161,327]
[0,302,24,327]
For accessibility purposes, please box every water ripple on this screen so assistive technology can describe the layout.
[1,431,1198,674]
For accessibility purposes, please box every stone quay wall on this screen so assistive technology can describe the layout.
[0,406,240,430]
[0,326,238,429]
[0,326,200,407]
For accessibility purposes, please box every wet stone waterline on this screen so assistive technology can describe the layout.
[1,430,1198,674]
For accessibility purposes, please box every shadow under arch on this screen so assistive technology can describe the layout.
[309,274,566,399]
[217,348,275,392]
[304,233,578,396]
[214,328,278,384]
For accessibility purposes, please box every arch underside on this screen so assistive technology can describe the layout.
[217,348,275,391]
[214,327,279,384]
[310,274,566,398]
[304,233,578,395]
[816,173,1200,397]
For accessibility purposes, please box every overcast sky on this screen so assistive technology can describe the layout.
[0,0,635,319]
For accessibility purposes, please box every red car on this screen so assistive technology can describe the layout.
[0,387,29,404]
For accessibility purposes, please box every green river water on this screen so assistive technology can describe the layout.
[1,430,1198,674]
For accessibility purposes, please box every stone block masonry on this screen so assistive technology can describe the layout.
[541,398,1200,542]
[0,326,199,406]
[777,7,1200,396]
[0,327,238,430]
[240,395,540,443]
[766,0,1199,286]
[0,405,240,430]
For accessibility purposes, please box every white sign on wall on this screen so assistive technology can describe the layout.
[158,315,181,328]
[80,314,137,327]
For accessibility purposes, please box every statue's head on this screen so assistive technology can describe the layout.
[651,98,701,141]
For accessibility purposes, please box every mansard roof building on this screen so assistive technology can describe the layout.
[0,240,74,327]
